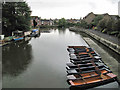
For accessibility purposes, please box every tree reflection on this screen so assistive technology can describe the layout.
[2,41,32,77]
[58,27,66,34]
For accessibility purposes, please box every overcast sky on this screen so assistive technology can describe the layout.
[26,0,119,19]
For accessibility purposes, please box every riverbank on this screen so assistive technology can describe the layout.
[69,27,120,55]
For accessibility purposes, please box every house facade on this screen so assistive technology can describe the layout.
[83,12,119,25]
[31,16,54,27]
[67,19,80,24]
[83,12,96,24]
[41,19,54,26]
[31,16,41,27]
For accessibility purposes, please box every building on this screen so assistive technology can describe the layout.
[31,16,41,27]
[40,19,54,26]
[83,12,96,24]
[31,16,54,27]
[67,18,81,24]
[83,12,119,25]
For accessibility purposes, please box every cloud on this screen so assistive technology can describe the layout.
[107,0,119,4]
[88,2,96,9]
[27,0,118,19]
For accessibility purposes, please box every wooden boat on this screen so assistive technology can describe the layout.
[66,46,117,89]
[68,46,93,53]
[67,69,111,80]
[67,46,100,56]
[66,62,108,70]
[67,67,111,75]
[68,73,117,89]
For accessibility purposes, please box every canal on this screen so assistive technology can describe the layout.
[2,28,119,89]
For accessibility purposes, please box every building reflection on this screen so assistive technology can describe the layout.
[2,40,33,77]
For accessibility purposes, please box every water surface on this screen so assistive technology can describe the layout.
[2,28,88,88]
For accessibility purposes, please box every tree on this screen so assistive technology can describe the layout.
[106,20,113,32]
[58,18,66,27]
[97,19,106,31]
[80,20,87,28]
[112,20,120,32]
[111,20,120,36]
[92,15,103,26]
[2,1,31,36]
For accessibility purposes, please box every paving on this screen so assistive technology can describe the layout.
[84,29,120,46]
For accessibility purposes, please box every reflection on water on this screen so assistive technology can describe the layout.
[58,28,66,35]
[2,40,32,77]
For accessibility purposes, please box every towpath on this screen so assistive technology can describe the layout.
[84,29,120,46]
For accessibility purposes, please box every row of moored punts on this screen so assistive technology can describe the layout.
[66,46,117,89]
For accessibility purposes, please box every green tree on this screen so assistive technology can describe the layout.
[80,20,87,28]
[97,19,106,31]
[111,20,120,36]
[106,20,113,32]
[2,1,31,36]
[112,20,120,32]
[92,15,103,26]
[58,18,66,27]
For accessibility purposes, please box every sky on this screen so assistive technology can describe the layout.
[26,0,119,19]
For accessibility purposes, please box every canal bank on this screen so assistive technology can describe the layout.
[69,27,120,55]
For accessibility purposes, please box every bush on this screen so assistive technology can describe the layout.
[117,33,120,38]
[109,31,119,35]
[97,19,106,30]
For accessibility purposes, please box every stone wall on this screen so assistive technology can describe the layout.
[69,27,120,55]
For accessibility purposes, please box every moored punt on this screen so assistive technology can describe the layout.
[68,73,117,89]
[67,46,100,57]
[67,69,109,80]
[69,53,101,60]
[66,67,111,75]
[66,46,117,89]
[66,62,108,70]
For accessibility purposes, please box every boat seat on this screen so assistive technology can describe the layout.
[67,48,75,52]
[67,75,77,80]
[67,67,110,75]
[94,56,101,59]
[67,69,78,75]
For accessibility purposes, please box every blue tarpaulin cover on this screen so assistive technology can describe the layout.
[14,37,24,41]
[32,29,38,32]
